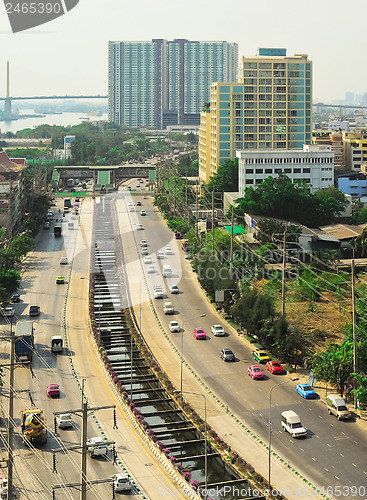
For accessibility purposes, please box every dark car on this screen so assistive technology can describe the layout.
[29,305,40,317]
[43,222,50,230]
[136,201,142,206]
[220,348,235,361]
[10,293,20,303]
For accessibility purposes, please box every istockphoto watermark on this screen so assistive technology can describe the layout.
[157,485,317,497]
[4,0,79,33]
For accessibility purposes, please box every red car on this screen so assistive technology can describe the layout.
[266,360,284,374]
[46,384,60,398]
[248,365,264,380]
[193,328,206,340]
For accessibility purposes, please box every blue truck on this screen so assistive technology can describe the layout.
[15,321,34,363]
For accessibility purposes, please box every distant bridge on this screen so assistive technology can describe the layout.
[314,102,367,111]
[0,95,107,101]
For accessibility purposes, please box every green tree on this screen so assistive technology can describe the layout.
[351,373,367,406]
[313,186,347,222]
[313,342,353,396]
[234,174,345,227]
[206,159,238,194]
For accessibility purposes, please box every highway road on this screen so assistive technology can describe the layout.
[117,184,367,500]
[0,193,188,499]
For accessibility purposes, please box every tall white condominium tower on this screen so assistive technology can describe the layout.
[108,39,238,129]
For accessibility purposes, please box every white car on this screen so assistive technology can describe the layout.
[165,247,172,255]
[169,321,180,332]
[128,201,133,206]
[170,284,179,294]
[140,240,147,247]
[59,257,68,265]
[147,265,155,273]
[141,247,148,255]
[136,224,143,230]
[110,473,132,492]
[3,306,15,318]
[153,287,163,299]
[157,251,164,259]
[144,256,152,264]
[140,210,146,216]
[57,413,73,428]
[211,324,225,336]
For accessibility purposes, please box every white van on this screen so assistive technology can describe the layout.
[326,394,351,420]
[86,437,108,457]
[163,265,172,278]
[281,410,307,438]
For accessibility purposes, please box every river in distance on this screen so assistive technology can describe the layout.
[0,110,109,134]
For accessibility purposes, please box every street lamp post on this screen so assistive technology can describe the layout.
[268,377,299,490]
[175,390,207,499]
[180,314,205,399]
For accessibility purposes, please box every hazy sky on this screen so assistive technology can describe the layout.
[0,0,365,103]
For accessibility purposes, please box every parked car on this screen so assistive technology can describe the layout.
[266,360,284,374]
[252,350,270,364]
[43,221,50,230]
[157,251,164,259]
[296,383,316,399]
[211,324,225,336]
[10,293,20,303]
[46,384,60,398]
[169,321,180,332]
[193,328,206,340]
[165,247,172,255]
[136,224,143,230]
[57,413,73,428]
[136,201,142,206]
[110,473,132,492]
[248,365,264,379]
[143,256,152,264]
[147,265,155,273]
[140,240,147,247]
[140,210,146,216]
[141,247,148,255]
[59,257,68,265]
[220,348,235,361]
[56,275,65,284]
[170,284,179,294]
[29,305,40,317]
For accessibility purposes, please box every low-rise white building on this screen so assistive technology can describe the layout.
[236,145,334,195]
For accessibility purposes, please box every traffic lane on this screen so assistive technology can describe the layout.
[152,275,367,495]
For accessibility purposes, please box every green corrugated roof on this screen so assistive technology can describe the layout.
[224,225,245,235]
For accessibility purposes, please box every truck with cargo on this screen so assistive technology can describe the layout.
[54,226,62,237]
[15,321,34,362]
[51,336,63,353]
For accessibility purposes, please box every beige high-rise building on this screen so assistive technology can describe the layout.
[198,48,313,184]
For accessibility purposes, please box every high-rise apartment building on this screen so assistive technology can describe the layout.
[199,48,313,183]
[108,39,238,129]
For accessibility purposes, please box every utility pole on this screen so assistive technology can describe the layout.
[8,317,14,500]
[212,190,215,254]
[81,380,88,500]
[229,206,234,278]
[52,402,116,500]
[281,230,287,316]
[196,178,199,241]
[351,259,357,376]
